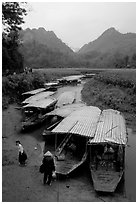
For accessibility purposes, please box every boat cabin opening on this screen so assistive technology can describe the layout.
[89,143,125,172]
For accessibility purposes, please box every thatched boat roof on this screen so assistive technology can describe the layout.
[89,109,127,145]
[46,103,86,118]
[22,91,55,104]
[52,106,101,138]
[22,88,46,96]
[23,98,57,109]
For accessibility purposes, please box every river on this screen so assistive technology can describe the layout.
[50,80,136,201]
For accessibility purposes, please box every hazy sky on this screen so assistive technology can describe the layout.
[23,2,136,49]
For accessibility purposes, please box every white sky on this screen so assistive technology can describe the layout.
[22,2,136,49]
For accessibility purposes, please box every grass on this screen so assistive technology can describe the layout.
[81,69,136,130]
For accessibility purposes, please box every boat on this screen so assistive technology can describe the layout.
[22,91,55,105]
[42,103,86,137]
[51,106,101,176]
[57,75,84,86]
[21,88,46,100]
[21,97,57,130]
[44,81,60,91]
[88,109,127,193]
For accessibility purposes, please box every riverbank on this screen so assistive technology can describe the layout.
[81,69,136,131]
[3,103,131,202]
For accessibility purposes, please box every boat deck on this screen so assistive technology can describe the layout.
[55,151,83,175]
[90,167,123,192]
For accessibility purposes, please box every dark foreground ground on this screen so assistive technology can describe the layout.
[2,104,130,202]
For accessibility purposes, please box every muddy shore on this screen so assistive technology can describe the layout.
[3,104,131,202]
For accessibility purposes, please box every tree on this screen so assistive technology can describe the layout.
[2,2,27,75]
[2,2,27,35]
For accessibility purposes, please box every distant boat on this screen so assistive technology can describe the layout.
[44,81,60,91]
[88,109,127,192]
[51,106,101,176]
[21,88,46,100]
[21,97,57,131]
[57,75,84,85]
[22,91,55,105]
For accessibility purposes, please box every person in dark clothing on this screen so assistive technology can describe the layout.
[42,151,55,185]
[16,140,27,166]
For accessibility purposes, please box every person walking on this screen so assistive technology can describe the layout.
[16,140,27,166]
[42,151,55,185]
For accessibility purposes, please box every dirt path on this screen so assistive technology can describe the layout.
[2,85,131,201]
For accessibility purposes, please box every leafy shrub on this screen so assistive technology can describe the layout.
[2,72,48,108]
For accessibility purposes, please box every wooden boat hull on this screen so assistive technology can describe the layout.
[22,114,48,131]
[55,152,87,176]
[55,134,88,176]
[90,168,124,192]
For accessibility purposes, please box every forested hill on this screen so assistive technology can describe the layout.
[77,27,136,68]
[19,27,136,69]
[19,27,78,68]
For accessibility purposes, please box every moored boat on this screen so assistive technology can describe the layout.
[22,91,55,105]
[44,81,60,91]
[51,106,101,176]
[21,88,46,100]
[88,109,127,192]
[21,97,57,131]
[42,103,86,137]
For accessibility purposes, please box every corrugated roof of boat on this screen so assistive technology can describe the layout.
[52,106,101,137]
[23,97,57,109]
[46,103,86,117]
[22,88,46,95]
[44,82,59,86]
[22,91,55,104]
[89,109,127,145]
[56,91,76,108]
[62,75,84,81]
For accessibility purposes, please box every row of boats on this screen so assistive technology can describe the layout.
[20,77,127,193]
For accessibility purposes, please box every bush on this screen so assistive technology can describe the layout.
[2,72,48,109]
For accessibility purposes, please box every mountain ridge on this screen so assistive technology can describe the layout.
[78,27,136,54]
[19,27,136,68]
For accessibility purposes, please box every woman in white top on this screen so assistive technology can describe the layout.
[16,141,27,165]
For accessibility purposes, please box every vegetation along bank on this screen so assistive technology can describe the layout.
[81,69,136,130]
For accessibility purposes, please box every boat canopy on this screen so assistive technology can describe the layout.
[56,91,76,108]
[89,109,127,145]
[52,106,101,138]
[46,103,86,118]
[22,88,46,96]
[62,75,84,81]
[44,82,59,86]
[23,98,57,109]
[22,91,55,104]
